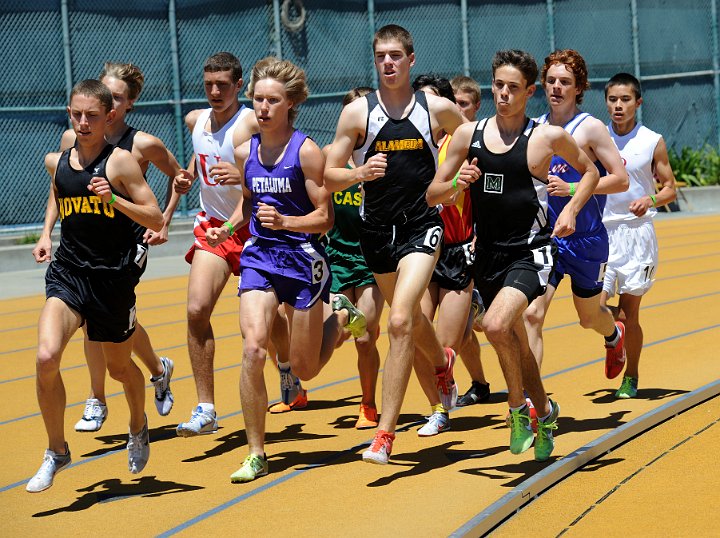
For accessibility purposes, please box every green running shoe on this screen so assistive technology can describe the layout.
[332,293,367,338]
[535,399,560,462]
[230,454,268,483]
[508,405,534,455]
[615,376,638,399]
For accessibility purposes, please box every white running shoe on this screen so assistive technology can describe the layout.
[152,357,174,416]
[26,445,71,493]
[417,411,450,437]
[176,406,218,437]
[128,416,150,474]
[74,398,108,432]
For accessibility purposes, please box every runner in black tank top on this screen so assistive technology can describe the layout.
[426,50,599,463]
[28,80,165,494]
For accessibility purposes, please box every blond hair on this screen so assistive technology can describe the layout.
[247,57,308,124]
[99,62,145,111]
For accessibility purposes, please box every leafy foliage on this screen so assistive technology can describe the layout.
[668,145,720,186]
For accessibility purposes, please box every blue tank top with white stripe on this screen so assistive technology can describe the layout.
[538,112,607,237]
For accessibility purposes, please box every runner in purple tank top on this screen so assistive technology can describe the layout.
[206,57,367,483]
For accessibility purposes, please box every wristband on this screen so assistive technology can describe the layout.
[223,220,235,237]
[650,194,657,207]
[569,183,576,197]
[108,193,116,205]
[223,221,235,236]
[452,174,460,190]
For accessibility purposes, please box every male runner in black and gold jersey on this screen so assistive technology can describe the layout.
[27,80,163,493]
[325,24,468,464]
[428,50,599,462]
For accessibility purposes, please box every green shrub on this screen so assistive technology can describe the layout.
[668,145,720,186]
[15,233,40,245]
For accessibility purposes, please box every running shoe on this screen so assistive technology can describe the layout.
[26,444,71,493]
[535,400,560,462]
[505,397,538,433]
[362,430,395,465]
[615,376,638,399]
[470,288,486,325]
[457,381,490,407]
[176,406,218,436]
[151,357,174,416]
[436,348,458,410]
[355,404,378,429]
[74,398,108,432]
[605,321,627,379]
[279,364,302,405]
[230,454,268,483]
[417,411,450,437]
[268,389,308,414]
[332,293,367,338]
[508,405,534,455]
[128,416,150,474]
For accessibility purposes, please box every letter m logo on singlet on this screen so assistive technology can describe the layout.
[484,173,503,194]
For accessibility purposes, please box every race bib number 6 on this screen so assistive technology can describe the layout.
[423,226,443,251]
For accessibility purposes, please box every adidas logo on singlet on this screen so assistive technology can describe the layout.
[471,141,482,149]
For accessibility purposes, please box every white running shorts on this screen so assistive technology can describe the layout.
[603,219,658,297]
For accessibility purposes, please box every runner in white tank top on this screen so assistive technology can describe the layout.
[601,73,677,399]
[173,53,280,438]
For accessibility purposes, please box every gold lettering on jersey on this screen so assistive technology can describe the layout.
[58,195,114,220]
[333,191,362,206]
[374,138,424,152]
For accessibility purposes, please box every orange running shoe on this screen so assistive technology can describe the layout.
[362,430,395,464]
[355,404,378,429]
[268,390,308,414]
[605,321,627,379]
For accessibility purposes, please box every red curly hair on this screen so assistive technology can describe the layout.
[541,49,590,104]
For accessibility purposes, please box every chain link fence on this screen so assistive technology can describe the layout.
[2,0,719,227]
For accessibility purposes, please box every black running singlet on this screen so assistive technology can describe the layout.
[54,145,140,273]
[468,118,551,251]
[352,90,439,225]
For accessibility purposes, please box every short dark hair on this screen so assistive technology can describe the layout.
[605,72,642,99]
[373,24,414,55]
[204,52,243,83]
[70,79,113,112]
[492,49,538,87]
[412,73,456,103]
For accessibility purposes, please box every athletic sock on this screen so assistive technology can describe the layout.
[509,403,528,413]
[604,326,621,347]
[431,403,447,414]
[277,360,291,371]
[198,403,215,415]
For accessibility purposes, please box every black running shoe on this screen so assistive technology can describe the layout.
[456,381,490,406]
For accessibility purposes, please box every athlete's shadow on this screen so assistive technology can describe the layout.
[585,387,689,404]
[183,423,336,463]
[81,424,181,458]
[447,414,506,432]
[461,454,561,488]
[365,441,469,487]
[557,411,630,434]
[303,394,363,413]
[32,476,203,517]
[257,447,359,477]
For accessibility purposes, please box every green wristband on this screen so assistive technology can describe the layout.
[650,194,657,207]
[223,221,235,236]
[108,193,116,205]
[452,174,459,190]
[569,183,576,197]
